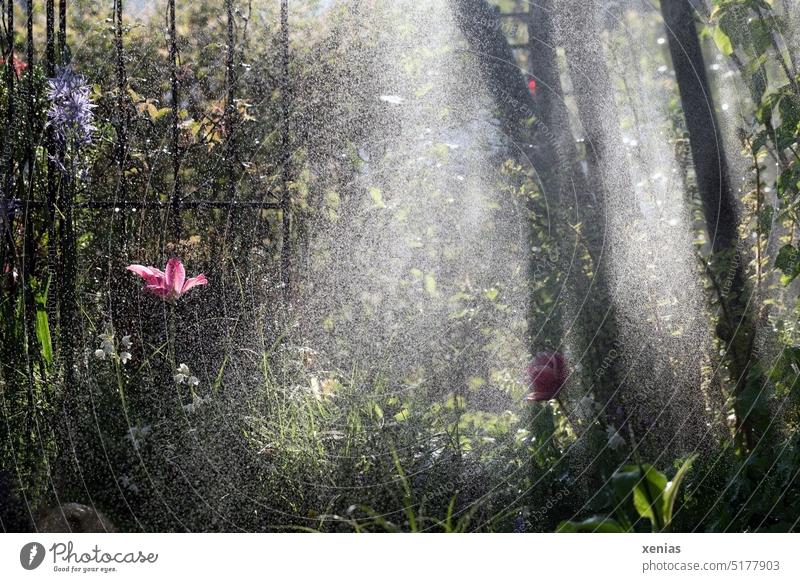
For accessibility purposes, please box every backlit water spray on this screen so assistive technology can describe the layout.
[303,0,530,408]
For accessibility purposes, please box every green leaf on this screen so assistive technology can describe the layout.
[557,516,626,533]
[33,279,53,366]
[612,464,669,531]
[369,187,386,209]
[35,309,53,365]
[663,454,697,530]
[711,25,734,56]
[775,244,800,282]
[424,274,437,296]
[631,464,668,531]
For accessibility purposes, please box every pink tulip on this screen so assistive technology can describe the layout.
[126,257,208,302]
[526,351,567,402]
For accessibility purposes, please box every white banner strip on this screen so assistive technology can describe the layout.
[1,533,797,581]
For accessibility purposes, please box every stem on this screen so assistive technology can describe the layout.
[555,395,580,434]
[168,302,176,368]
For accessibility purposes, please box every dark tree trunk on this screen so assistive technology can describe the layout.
[661,0,756,449]
[451,0,628,424]
[662,0,740,255]
[450,0,557,171]
[451,0,564,348]
[555,1,635,428]
[527,0,619,397]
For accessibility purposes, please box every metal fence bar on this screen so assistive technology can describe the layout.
[15,200,281,210]
[73,200,282,210]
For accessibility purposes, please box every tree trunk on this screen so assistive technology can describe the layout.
[661,0,756,449]
[451,0,628,424]
[555,0,635,428]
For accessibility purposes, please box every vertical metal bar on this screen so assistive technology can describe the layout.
[279,0,291,301]
[225,0,236,203]
[22,0,42,461]
[44,0,58,354]
[168,0,181,240]
[115,0,127,198]
[3,0,15,200]
[58,0,66,61]
[1,0,17,272]
[56,0,78,398]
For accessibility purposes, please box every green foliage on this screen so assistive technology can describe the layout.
[559,455,696,533]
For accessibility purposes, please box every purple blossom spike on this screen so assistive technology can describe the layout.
[47,66,97,149]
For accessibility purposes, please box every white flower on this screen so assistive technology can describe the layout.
[118,474,140,494]
[606,426,625,450]
[174,363,191,384]
[119,351,132,365]
[576,395,597,419]
[121,335,132,350]
[101,338,115,355]
[182,394,210,414]
[94,349,106,360]
[188,375,200,387]
[126,424,152,450]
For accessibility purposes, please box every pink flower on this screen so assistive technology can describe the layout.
[527,78,537,96]
[1,56,28,78]
[126,257,208,302]
[526,351,567,402]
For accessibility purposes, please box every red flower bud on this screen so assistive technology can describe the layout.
[526,351,567,401]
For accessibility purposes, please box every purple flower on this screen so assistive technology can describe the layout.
[0,197,20,231]
[47,66,96,149]
[514,514,526,533]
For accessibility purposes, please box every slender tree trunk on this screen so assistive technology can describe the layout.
[451,0,629,424]
[661,0,756,449]
[527,0,621,398]
[556,0,642,430]
[451,0,564,344]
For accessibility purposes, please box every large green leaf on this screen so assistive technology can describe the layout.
[711,25,734,56]
[35,309,53,365]
[34,278,53,366]
[663,455,697,529]
[630,464,668,531]
[775,244,800,282]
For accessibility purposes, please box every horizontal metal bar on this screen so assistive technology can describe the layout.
[73,200,282,210]
[13,200,282,211]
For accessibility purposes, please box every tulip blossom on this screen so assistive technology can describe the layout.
[126,257,207,302]
[525,351,567,402]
